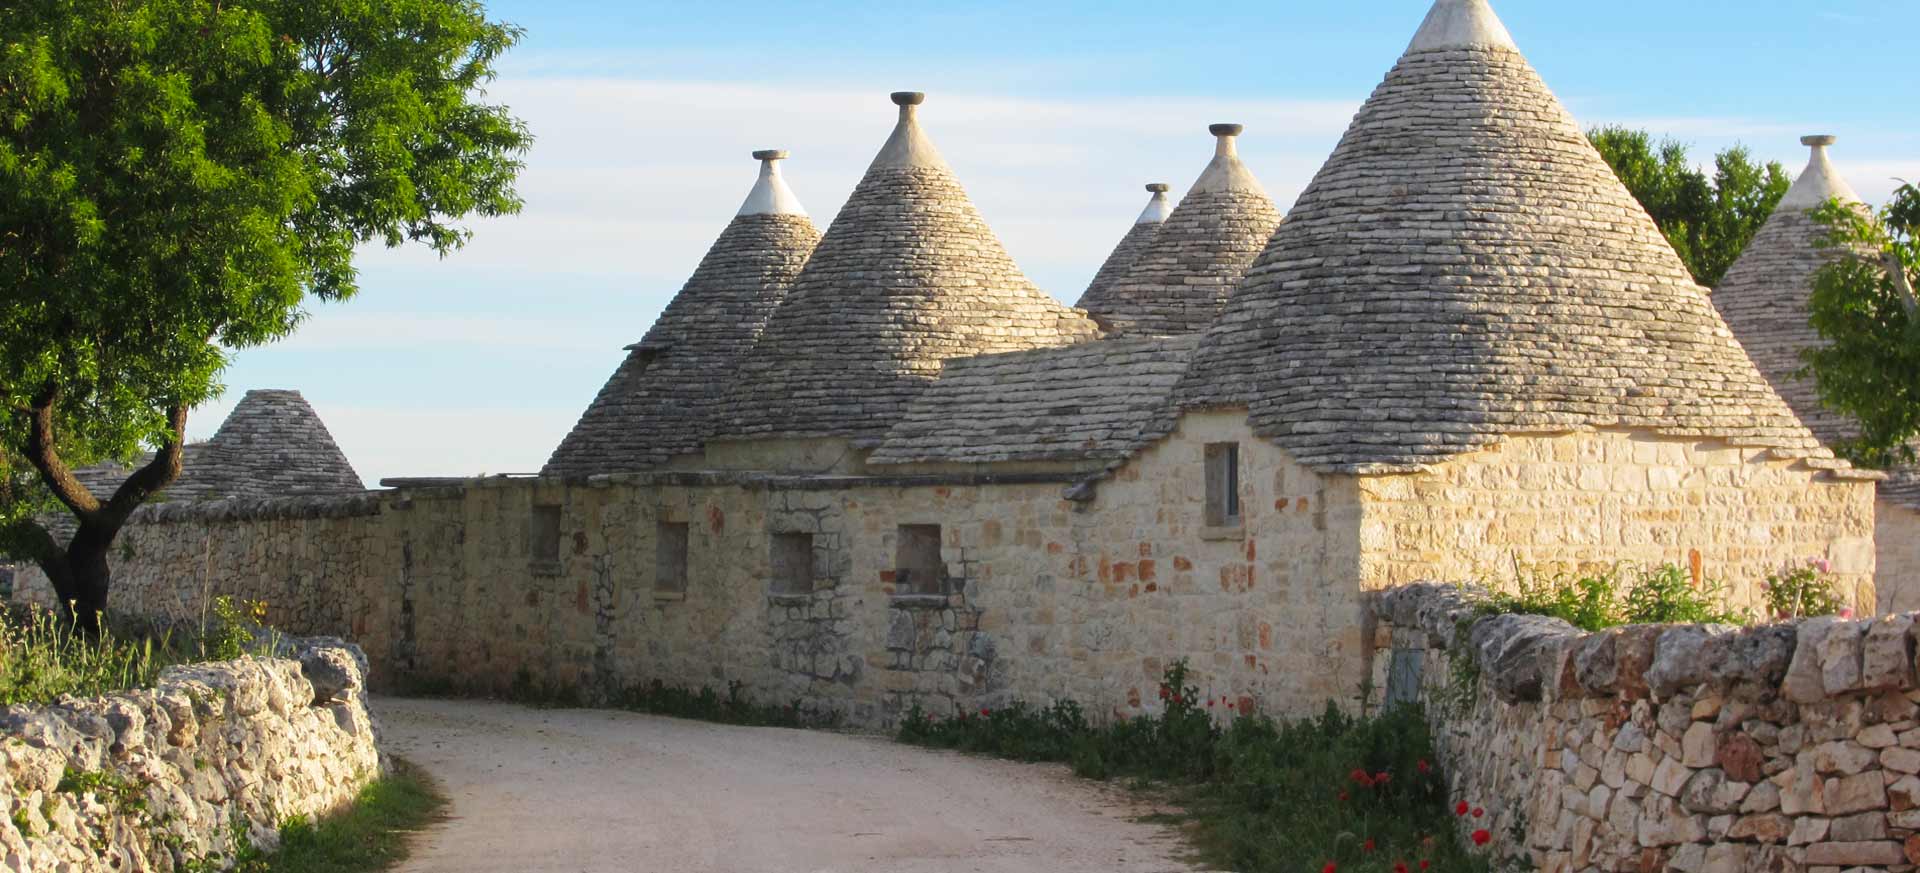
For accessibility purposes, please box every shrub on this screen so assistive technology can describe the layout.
[1479,563,1746,631]
[1762,558,1849,621]
[898,662,1493,872]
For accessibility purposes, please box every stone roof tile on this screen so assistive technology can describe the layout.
[546,151,821,475]
[1076,183,1173,312]
[1176,0,1834,474]
[1084,126,1282,336]
[868,335,1198,467]
[718,92,1101,446]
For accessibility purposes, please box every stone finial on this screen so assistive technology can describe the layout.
[1136,182,1175,225]
[738,148,808,217]
[871,91,948,171]
[1190,123,1266,196]
[1406,0,1518,54]
[1780,134,1863,210]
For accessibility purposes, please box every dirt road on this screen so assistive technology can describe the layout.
[378,697,1198,873]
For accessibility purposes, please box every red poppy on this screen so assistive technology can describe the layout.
[1454,801,1469,816]
[1225,700,1235,709]
[980,708,991,717]
[1417,759,1431,774]
[1471,829,1491,846]
[1394,863,1409,873]
[1351,769,1373,787]
[1320,864,1336,873]
[1374,771,1391,785]
[1362,839,1375,853]
[1420,862,1431,870]
[1158,685,1170,700]
[1471,807,1484,819]
[1337,791,1349,802]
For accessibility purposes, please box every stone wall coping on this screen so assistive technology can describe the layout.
[126,491,386,526]
[383,469,1085,494]
[1371,582,1916,707]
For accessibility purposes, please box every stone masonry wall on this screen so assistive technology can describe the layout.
[1359,430,1878,613]
[10,421,1882,733]
[1879,503,1920,615]
[0,639,380,872]
[1373,583,1920,873]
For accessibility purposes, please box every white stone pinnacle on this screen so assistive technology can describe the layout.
[1406,0,1518,53]
[1188,123,1268,197]
[869,91,950,172]
[737,149,808,217]
[1136,183,1174,225]
[1779,135,1864,210]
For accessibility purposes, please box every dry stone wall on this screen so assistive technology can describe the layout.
[1373,583,1920,872]
[0,639,380,872]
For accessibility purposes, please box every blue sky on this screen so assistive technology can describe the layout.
[202,0,1920,485]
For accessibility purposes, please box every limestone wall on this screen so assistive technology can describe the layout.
[1878,502,1920,614]
[1373,584,1920,872]
[0,639,380,872]
[1358,430,1878,612]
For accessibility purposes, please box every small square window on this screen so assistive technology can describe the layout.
[770,532,815,595]
[655,522,689,595]
[1204,443,1241,527]
[530,504,563,565]
[895,524,946,595]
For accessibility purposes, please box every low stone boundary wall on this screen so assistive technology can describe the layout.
[0,638,381,872]
[1371,584,1920,872]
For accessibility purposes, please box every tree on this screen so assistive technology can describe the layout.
[1589,126,1792,287]
[0,0,531,631]
[1804,184,1920,468]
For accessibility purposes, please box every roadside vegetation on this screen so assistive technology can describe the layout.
[229,759,446,873]
[1468,559,1849,632]
[0,596,274,705]
[900,662,1498,873]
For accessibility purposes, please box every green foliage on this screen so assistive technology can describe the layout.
[0,606,166,704]
[240,759,445,873]
[899,662,1494,872]
[1804,184,1920,467]
[1588,126,1791,287]
[0,0,530,573]
[1761,558,1849,621]
[1478,563,1748,632]
[201,595,270,662]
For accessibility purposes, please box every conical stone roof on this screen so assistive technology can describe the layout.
[1178,0,1831,473]
[546,151,822,475]
[1076,183,1174,314]
[1713,136,1868,448]
[1087,125,1282,336]
[74,389,363,502]
[719,92,1101,446]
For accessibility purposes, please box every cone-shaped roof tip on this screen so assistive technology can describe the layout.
[872,91,947,171]
[1780,133,1862,210]
[1407,0,1518,53]
[1190,122,1265,196]
[738,148,808,217]
[1136,183,1175,225]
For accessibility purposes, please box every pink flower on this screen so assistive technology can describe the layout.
[1839,607,1856,619]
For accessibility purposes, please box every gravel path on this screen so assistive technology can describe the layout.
[378,697,1198,873]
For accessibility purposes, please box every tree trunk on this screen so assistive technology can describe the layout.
[50,521,118,635]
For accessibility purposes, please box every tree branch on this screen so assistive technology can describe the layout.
[21,384,102,520]
[104,403,187,521]
[1889,251,1918,319]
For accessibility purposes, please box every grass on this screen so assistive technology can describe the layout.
[241,758,446,873]
[0,596,277,706]
[898,661,1499,873]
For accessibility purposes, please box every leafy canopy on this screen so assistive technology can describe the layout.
[1588,126,1791,287]
[0,0,529,555]
[1804,183,1920,467]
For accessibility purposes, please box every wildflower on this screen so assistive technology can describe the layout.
[1420,862,1431,870]
[1362,838,1375,853]
[1225,700,1236,709]
[1351,769,1374,787]
[1374,771,1391,785]
[1417,759,1431,774]
[1455,801,1469,816]
[980,708,991,717]
[1337,791,1350,802]
[1840,607,1856,619]
[1321,864,1337,873]
[1206,699,1215,708]
[1394,863,1409,873]
[1158,684,1170,700]
[1471,807,1484,818]
[1471,829,1491,846]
